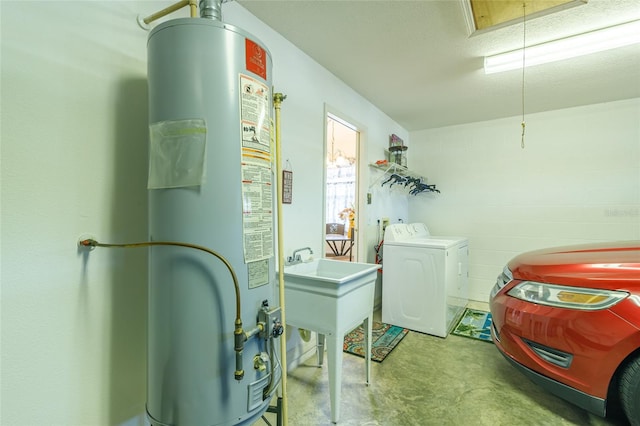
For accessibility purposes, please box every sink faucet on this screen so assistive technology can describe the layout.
[287,247,313,265]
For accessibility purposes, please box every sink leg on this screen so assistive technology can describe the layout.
[327,334,343,423]
[364,314,372,385]
[317,333,325,366]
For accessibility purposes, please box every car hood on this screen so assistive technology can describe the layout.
[509,241,640,290]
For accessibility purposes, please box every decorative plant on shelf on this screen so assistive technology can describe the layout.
[338,206,356,239]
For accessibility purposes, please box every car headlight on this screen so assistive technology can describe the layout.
[507,281,629,310]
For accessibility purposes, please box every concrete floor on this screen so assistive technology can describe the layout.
[258,303,630,426]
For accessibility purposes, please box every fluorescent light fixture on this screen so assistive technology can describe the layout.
[484,19,640,74]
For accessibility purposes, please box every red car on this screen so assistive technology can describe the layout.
[490,241,640,425]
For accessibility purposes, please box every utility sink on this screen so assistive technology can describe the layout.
[284,258,379,288]
[283,258,379,333]
[283,258,379,423]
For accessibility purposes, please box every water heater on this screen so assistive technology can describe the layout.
[146,7,279,425]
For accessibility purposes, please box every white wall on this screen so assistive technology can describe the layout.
[409,98,640,302]
[222,4,409,311]
[222,3,409,264]
[2,2,150,425]
[0,2,408,424]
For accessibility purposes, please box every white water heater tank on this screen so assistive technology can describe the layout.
[146,13,277,426]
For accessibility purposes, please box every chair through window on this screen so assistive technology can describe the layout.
[326,223,346,235]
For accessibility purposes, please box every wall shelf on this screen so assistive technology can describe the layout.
[368,162,439,195]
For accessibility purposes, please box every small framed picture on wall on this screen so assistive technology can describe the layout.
[282,170,293,204]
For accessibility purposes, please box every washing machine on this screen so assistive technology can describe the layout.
[382,223,468,338]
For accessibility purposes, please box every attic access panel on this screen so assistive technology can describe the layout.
[464,0,587,34]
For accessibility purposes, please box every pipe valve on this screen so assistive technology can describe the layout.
[258,301,283,340]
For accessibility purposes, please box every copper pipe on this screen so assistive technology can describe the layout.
[78,238,246,380]
[142,0,190,25]
[273,92,289,425]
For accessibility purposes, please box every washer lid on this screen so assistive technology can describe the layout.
[384,223,468,247]
[385,238,466,249]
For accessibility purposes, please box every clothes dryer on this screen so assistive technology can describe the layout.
[382,223,468,337]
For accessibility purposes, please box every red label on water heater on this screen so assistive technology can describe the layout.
[245,38,267,80]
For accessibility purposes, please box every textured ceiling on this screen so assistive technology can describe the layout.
[238,0,640,131]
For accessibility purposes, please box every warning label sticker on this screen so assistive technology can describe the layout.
[245,38,267,80]
[239,74,273,266]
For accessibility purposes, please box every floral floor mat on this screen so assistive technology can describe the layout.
[451,308,493,343]
[343,321,409,363]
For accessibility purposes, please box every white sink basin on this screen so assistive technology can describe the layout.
[284,258,380,300]
[284,258,380,284]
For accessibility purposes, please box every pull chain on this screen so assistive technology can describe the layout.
[521,1,527,149]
